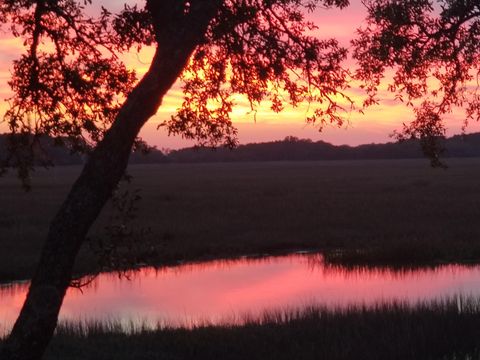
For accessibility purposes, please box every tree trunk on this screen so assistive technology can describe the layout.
[1,1,219,359]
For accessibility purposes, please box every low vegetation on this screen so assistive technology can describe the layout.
[25,299,480,360]
[2,158,480,282]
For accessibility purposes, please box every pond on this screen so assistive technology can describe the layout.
[1,253,480,334]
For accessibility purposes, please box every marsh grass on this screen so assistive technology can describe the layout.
[3,159,480,282]
[30,298,480,360]
[323,242,449,268]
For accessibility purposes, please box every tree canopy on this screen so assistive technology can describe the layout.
[1,0,352,184]
[353,0,480,164]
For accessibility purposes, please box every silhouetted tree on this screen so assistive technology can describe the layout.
[353,0,480,165]
[0,0,352,358]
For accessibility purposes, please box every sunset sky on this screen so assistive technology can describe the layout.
[0,0,478,150]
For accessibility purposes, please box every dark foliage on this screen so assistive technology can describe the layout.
[0,134,85,167]
[9,132,480,166]
[168,133,480,163]
[353,0,480,165]
[1,0,352,184]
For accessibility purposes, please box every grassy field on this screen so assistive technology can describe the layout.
[29,299,480,360]
[2,158,480,282]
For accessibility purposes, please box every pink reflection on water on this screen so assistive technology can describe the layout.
[1,254,480,333]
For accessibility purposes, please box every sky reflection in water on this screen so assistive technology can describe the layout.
[1,254,480,333]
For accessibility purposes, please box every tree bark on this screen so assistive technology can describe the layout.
[1,1,220,359]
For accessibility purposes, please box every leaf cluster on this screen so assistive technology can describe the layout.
[353,0,480,163]
[0,0,138,183]
[87,183,153,277]
[165,0,353,147]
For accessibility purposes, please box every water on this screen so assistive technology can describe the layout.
[1,253,480,334]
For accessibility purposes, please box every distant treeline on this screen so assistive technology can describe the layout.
[0,134,85,166]
[3,133,480,165]
[167,134,480,163]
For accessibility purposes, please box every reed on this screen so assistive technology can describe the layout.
[31,298,480,360]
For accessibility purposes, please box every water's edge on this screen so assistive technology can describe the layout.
[2,252,480,335]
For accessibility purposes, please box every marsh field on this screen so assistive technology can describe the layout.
[3,158,480,281]
[3,158,480,359]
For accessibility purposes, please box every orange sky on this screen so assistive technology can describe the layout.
[0,0,478,150]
